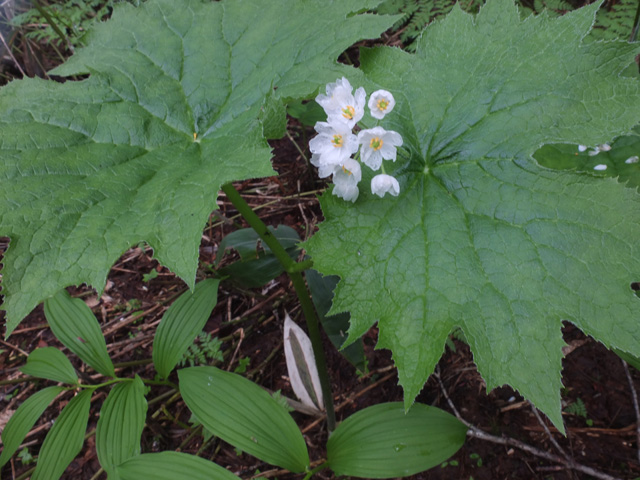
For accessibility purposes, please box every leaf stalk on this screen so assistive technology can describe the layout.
[220,182,336,432]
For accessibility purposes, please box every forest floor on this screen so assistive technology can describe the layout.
[1,2,640,479]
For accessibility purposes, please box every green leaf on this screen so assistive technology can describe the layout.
[614,348,640,372]
[20,347,78,384]
[327,402,467,478]
[153,279,220,379]
[96,376,148,478]
[260,90,288,140]
[0,386,64,469]
[306,268,366,372]
[216,225,301,287]
[591,0,638,42]
[117,452,241,480]
[305,0,640,432]
[0,0,398,335]
[287,99,327,127]
[178,366,309,472]
[534,132,640,189]
[32,389,92,480]
[44,289,115,377]
[215,225,301,264]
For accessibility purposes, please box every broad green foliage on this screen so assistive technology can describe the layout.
[327,402,467,478]
[118,452,241,480]
[179,366,310,473]
[31,389,92,480]
[306,0,640,431]
[153,278,220,378]
[20,347,78,384]
[44,290,115,377]
[0,0,397,335]
[96,376,148,477]
[0,386,64,469]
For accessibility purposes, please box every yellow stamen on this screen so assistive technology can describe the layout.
[341,105,355,120]
[331,134,343,148]
[376,99,389,111]
[193,132,197,140]
[342,165,352,176]
[369,137,383,151]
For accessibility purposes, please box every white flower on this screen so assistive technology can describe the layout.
[625,156,639,164]
[357,127,403,171]
[578,145,588,152]
[593,164,607,171]
[309,120,359,177]
[588,147,600,156]
[599,143,611,152]
[332,158,361,202]
[316,77,365,128]
[371,174,400,197]
[368,90,395,119]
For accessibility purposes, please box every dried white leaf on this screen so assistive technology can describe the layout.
[283,313,324,412]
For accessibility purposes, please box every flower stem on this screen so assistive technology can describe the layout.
[220,182,336,432]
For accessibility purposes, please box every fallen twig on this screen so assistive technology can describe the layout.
[434,366,623,480]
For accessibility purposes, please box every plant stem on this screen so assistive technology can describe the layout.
[220,182,336,432]
[303,461,329,480]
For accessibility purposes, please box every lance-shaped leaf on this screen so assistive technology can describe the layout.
[21,347,78,385]
[96,376,148,478]
[0,386,64,469]
[305,0,640,432]
[327,402,467,478]
[283,313,324,411]
[44,289,115,377]
[0,0,398,336]
[153,278,220,378]
[178,366,309,472]
[117,452,241,480]
[32,389,92,480]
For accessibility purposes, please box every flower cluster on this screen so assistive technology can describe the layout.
[309,78,403,202]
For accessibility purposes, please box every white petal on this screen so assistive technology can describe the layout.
[368,89,395,119]
[283,313,324,411]
[371,174,400,197]
[578,145,588,152]
[593,164,607,171]
[625,156,639,164]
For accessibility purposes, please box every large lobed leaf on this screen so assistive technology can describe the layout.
[0,0,397,335]
[306,0,640,431]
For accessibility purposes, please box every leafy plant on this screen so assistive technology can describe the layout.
[375,0,483,50]
[2,283,466,479]
[1,0,639,478]
[306,0,640,432]
[10,0,137,48]
[564,397,588,417]
[178,331,224,368]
